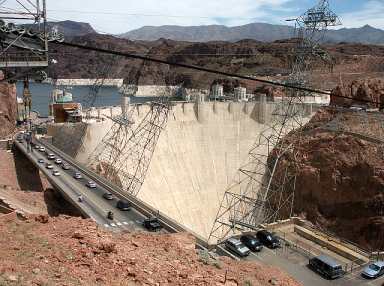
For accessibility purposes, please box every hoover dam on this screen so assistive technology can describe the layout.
[48,99,315,241]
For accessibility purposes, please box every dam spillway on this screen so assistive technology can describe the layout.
[48,100,314,241]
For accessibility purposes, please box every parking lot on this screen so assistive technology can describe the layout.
[244,244,384,286]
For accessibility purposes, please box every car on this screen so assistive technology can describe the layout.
[116,199,131,210]
[46,163,53,169]
[73,172,82,179]
[256,230,280,249]
[47,153,55,160]
[62,164,70,170]
[102,192,114,200]
[309,255,344,279]
[55,158,62,164]
[39,147,46,152]
[362,261,384,279]
[240,234,263,252]
[225,238,251,257]
[34,145,40,150]
[52,170,60,176]
[86,181,97,188]
[143,217,162,232]
[38,158,45,164]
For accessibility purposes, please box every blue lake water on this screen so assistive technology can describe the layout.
[16,82,152,117]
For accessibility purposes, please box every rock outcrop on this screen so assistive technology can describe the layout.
[0,213,302,285]
[0,81,17,138]
[274,108,384,250]
[330,79,384,109]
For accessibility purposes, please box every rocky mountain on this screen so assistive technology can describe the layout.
[24,20,96,38]
[121,23,384,45]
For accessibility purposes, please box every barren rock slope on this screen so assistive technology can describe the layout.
[0,213,301,286]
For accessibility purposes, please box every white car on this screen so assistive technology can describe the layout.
[55,158,62,164]
[47,154,55,160]
[86,181,97,188]
[46,163,54,169]
[74,172,82,179]
[39,147,46,152]
[52,170,60,176]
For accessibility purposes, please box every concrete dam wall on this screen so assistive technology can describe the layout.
[48,100,314,240]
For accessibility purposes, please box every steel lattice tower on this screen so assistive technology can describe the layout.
[208,0,341,244]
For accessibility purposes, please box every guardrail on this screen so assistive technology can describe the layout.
[37,138,212,249]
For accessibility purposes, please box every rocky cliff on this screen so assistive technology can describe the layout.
[273,107,384,250]
[330,79,384,108]
[0,81,17,138]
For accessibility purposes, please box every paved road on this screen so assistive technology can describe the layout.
[245,246,384,286]
[15,138,147,232]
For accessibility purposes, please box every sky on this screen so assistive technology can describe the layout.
[2,0,384,34]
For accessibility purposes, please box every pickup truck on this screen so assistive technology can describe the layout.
[143,217,163,232]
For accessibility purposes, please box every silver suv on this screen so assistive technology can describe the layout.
[225,238,250,257]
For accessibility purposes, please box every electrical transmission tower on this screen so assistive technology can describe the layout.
[88,48,173,197]
[208,0,341,244]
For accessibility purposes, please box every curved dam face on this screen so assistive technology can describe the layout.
[48,100,314,240]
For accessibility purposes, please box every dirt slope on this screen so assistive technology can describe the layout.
[0,213,301,286]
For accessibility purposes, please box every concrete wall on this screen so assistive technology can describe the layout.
[50,100,313,240]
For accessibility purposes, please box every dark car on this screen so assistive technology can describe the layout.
[256,230,280,249]
[143,217,162,232]
[38,158,45,164]
[240,234,263,252]
[309,255,344,279]
[116,199,131,210]
[103,193,114,200]
[62,164,70,170]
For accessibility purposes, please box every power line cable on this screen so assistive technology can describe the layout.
[57,40,384,107]
[58,40,331,95]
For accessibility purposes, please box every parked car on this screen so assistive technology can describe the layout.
[73,172,82,179]
[86,181,97,188]
[38,158,45,164]
[362,261,384,279]
[143,217,162,232]
[256,230,280,249]
[52,170,61,176]
[39,147,46,152]
[47,153,55,160]
[55,158,62,164]
[225,238,250,257]
[116,199,131,210]
[46,163,53,169]
[102,193,114,200]
[240,234,263,252]
[62,164,70,170]
[309,255,344,279]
